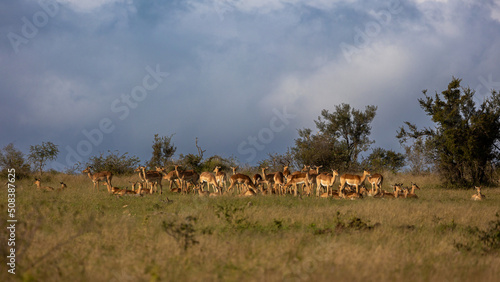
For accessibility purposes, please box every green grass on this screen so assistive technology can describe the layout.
[1,175,500,281]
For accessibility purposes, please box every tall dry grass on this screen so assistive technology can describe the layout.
[0,174,499,281]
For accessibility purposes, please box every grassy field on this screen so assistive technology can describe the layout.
[1,174,500,282]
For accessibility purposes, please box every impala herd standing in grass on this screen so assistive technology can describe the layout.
[31,164,490,200]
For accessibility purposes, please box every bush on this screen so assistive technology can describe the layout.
[81,150,140,175]
[0,143,31,179]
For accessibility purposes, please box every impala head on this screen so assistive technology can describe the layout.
[392,183,401,191]
[411,182,420,190]
[283,165,289,171]
[332,170,339,177]
[475,186,481,192]
[315,165,323,173]
[82,166,91,173]
[395,185,402,193]
[213,166,221,173]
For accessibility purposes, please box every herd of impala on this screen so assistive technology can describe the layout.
[56,164,431,200]
[30,165,490,200]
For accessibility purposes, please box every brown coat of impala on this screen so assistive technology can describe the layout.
[82,166,113,192]
[339,170,370,194]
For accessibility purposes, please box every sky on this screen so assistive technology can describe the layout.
[1,0,500,171]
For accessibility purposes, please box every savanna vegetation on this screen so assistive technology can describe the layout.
[1,175,499,281]
[1,78,500,281]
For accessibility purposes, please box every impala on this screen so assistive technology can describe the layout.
[284,166,312,196]
[107,182,144,196]
[274,171,285,195]
[193,184,211,196]
[82,166,113,192]
[406,182,420,199]
[59,182,67,190]
[339,170,370,194]
[306,165,322,192]
[380,184,402,199]
[471,186,485,201]
[227,173,256,194]
[34,178,54,191]
[261,167,275,192]
[199,171,220,193]
[252,174,263,189]
[230,166,239,175]
[155,167,180,191]
[174,165,200,193]
[316,170,339,197]
[367,173,383,194]
[136,166,163,194]
[283,165,291,181]
[213,166,226,189]
[239,188,256,197]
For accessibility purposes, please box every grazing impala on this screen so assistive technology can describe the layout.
[34,178,54,191]
[136,166,163,194]
[284,166,312,196]
[82,166,113,192]
[174,165,200,193]
[227,173,256,193]
[155,167,180,191]
[283,165,291,181]
[339,170,370,194]
[471,186,485,201]
[252,174,263,189]
[213,166,226,190]
[367,173,383,194]
[316,170,339,197]
[199,171,220,193]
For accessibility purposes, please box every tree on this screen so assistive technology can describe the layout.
[361,147,405,173]
[292,103,377,171]
[0,143,31,179]
[83,150,140,175]
[28,141,59,176]
[148,134,176,169]
[397,77,500,187]
[178,138,206,173]
[402,137,435,175]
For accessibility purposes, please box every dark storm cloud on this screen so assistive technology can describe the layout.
[1,0,500,170]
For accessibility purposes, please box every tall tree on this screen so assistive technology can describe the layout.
[292,103,377,171]
[148,134,176,169]
[28,141,59,176]
[397,77,500,186]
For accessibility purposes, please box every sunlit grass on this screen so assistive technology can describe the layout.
[1,175,499,281]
